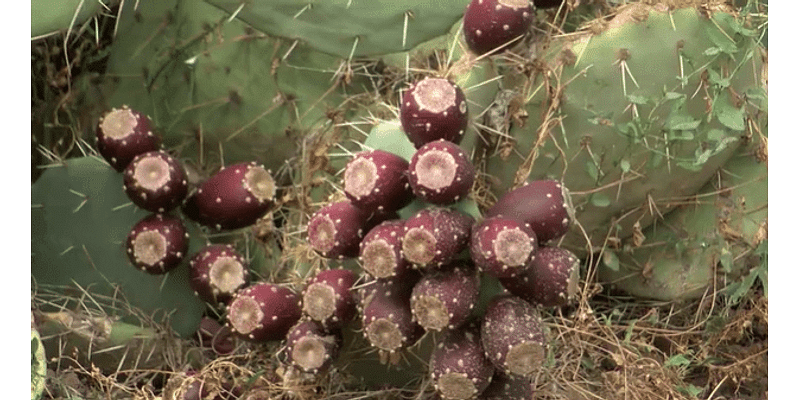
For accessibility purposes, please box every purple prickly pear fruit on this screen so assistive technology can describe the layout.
[360,276,424,362]
[191,162,276,230]
[123,150,188,213]
[359,219,411,279]
[126,214,189,274]
[344,150,414,214]
[478,370,535,400]
[307,200,371,259]
[225,282,302,342]
[285,318,342,374]
[481,295,546,377]
[499,246,580,308]
[301,268,358,329]
[402,207,475,269]
[470,216,538,278]
[189,244,250,306]
[400,77,469,148]
[96,105,161,172]
[463,0,535,56]
[410,261,480,332]
[408,139,476,205]
[485,179,574,244]
[429,322,496,400]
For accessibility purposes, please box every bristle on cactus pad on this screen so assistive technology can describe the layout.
[302,269,358,329]
[123,151,188,213]
[485,180,573,244]
[344,150,414,214]
[96,105,161,172]
[402,207,475,268]
[463,0,535,56]
[499,246,580,307]
[126,214,189,274]
[307,201,371,259]
[400,77,469,148]
[470,216,538,278]
[429,323,495,400]
[481,295,546,377]
[226,283,302,342]
[409,139,476,205]
[410,261,480,332]
[359,219,411,279]
[189,244,250,306]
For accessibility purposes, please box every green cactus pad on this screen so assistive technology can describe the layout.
[31,0,111,38]
[481,4,765,256]
[31,157,206,337]
[205,0,470,58]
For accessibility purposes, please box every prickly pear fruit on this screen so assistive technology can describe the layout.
[189,244,250,306]
[189,162,276,230]
[360,276,424,362]
[499,246,580,307]
[470,216,539,278]
[344,150,414,214]
[285,319,342,374]
[125,214,189,275]
[307,201,371,259]
[96,105,161,172]
[409,139,476,205]
[226,282,302,342]
[123,150,188,213]
[402,207,475,268]
[401,77,469,148]
[410,261,480,332]
[481,295,546,377]
[429,322,496,400]
[478,370,535,400]
[463,0,535,55]
[360,219,412,279]
[301,268,358,329]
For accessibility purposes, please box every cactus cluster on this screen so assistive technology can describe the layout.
[32,0,766,398]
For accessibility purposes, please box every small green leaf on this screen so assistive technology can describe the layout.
[707,68,730,88]
[602,250,619,271]
[714,94,745,131]
[665,354,692,368]
[668,130,695,141]
[666,115,701,131]
[627,94,649,105]
[664,92,684,100]
[704,24,739,55]
[704,47,721,56]
[591,193,611,208]
[719,247,734,273]
[586,161,599,181]
[620,159,630,173]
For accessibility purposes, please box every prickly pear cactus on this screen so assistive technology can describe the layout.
[31,157,206,337]
[206,0,471,58]
[481,3,766,258]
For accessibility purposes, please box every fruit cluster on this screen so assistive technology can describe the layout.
[298,70,581,398]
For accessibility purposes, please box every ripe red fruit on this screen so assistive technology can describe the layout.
[408,139,476,205]
[360,276,424,363]
[485,179,574,244]
[359,219,411,279]
[481,295,546,377]
[285,319,342,374]
[463,0,535,56]
[343,150,414,214]
[470,216,538,278]
[400,77,469,148]
[410,261,480,332]
[499,246,580,308]
[190,162,276,230]
[307,200,371,259]
[123,150,188,213]
[226,282,302,342]
[189,244,250,306]
[126,214,189,274]
[96,106,161,172]
[478,370,535,400]
[430,322,496,400]
[301,268,358,329]
[402,207,475,269]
